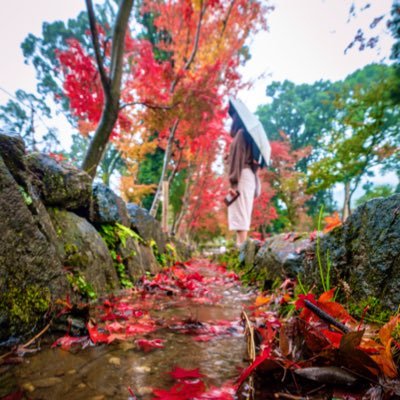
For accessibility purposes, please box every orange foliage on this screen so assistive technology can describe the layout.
[323,211,342,233]
[57,0,272,226]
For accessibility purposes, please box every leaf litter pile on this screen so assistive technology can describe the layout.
[1,259,400,400]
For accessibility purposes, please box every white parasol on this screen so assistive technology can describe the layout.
[228,98,271,167]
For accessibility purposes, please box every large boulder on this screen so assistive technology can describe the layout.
[0,131,26,183]
[48,209,119,295]
[90,183,130,226]
[127,203,166,252]
[25,153,92,211]
[303,194,400,310]
[254,233,311,282]
[0,155,66,341]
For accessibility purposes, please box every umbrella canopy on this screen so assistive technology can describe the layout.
[228,98,271,167]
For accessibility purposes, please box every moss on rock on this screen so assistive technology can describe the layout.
[0,284,51,334]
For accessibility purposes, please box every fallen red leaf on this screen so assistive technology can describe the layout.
[136,338,165,352]
[236,347,273,389]
[51,334,88,351]
[169,366,204,380]
[87,322,109,344]
[152,380,206,399]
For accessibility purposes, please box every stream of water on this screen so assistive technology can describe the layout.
[0,260,255,400]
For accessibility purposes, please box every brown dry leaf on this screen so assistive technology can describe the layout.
[279,325,291,357]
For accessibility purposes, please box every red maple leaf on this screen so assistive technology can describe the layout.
[169,367,204,380]
[136,338,165,352]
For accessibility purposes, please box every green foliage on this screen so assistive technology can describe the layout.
[18,186,33,206]
[150,239,167,267]
[99,223,143,288]
[355,183,396,207]
[256,79,339,161]
[165,243,178,265]
[66,272,97,300]
[308,64,399,211]
[137,146,164,210]
[256,79,339,218]
[217,247,270,289]
[0,89,59,152]
[170,169,188,217]
[348,296,392,324]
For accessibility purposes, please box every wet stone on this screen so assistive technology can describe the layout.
[108,356,121,366]
[22,383,35,393]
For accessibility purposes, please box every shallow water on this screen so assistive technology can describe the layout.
[1,261,255,399]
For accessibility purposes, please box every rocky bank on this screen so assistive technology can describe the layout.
[0,131,191,343]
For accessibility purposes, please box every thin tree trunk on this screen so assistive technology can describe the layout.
[342,181,351,221]
[173,163,195,235]
[150,3,205,217]
[82,0,134,179]
[102,145,121,186]
[150,119,179,217]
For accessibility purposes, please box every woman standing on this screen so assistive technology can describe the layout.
[227,111,260,247]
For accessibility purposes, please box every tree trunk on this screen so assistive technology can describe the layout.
[82,101,119,178]
[342,181,351,221]
[81,0,134,180]
[173,164,194,235]
[150,119,179,217]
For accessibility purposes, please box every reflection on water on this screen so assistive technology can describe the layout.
[1,263,255,399]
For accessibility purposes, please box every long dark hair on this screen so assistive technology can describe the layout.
[230,112,246,138]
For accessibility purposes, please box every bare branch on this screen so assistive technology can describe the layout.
[109,0,134,99]
[120,101,174,110]
[85,0,110,95]
[170,0,206,93]
[220,0,236,40]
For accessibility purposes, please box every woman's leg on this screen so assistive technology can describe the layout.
[236,230,248,246]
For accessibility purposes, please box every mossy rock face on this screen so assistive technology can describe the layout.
[48,209,120,296]
[127,203,166,252]
[117,236,146,281]
[25,152,92,211]
[0,154,66,341]
[303,194,400,310]
[137,243,161,274]
[0,284,51,336]
[0,131,26,183]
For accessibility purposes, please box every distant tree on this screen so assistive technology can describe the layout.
[309,64,399,219]
[264,136,312,231]
[251,177,277,237]
[256,80,339,157]
[0,89,59,152]
[66,133,125,186]
[256,79,339,215]
[355,183,396,207]
[389,1,400,104]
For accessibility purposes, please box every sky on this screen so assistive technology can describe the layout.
[0,0,396,203]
